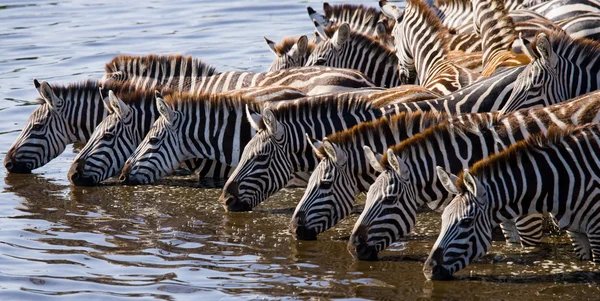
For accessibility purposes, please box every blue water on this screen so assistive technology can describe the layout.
[1,1,599,300]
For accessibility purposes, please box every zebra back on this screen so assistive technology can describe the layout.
[556,12,600,41]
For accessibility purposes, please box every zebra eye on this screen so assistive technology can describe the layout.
[32,123,43,131]
[315,58,327,66]
[256,153,269,161]
[149,137,160,145]
[383,195,397,204]
[460,217,474,227]
[103,133,114,140]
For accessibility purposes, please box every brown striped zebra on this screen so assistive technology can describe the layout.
[264,35,316,71]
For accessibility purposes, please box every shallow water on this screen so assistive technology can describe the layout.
[1,0,599,300]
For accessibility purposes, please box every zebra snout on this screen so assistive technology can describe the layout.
[4,153,32,174]
[290,212,318,240]
[220,182,252,212]
[68,160,97,186]
[423,249,453,280]
[348,225,378,261]
[119,162,137,185]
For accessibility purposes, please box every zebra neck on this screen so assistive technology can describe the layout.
[56,87,108,144]
[338,35,399,88]
[189,71,264,94]
[129,98,158,143]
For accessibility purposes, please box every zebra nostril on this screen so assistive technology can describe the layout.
[5,161,13,171]
[119,174,127,182]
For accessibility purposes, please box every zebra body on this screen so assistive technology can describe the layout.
[219,95,384,212]
[425,122,600,280]
[382,0,476,95]
[104,55,377,96]
[501,30,600,113]
[306,23,400,88]
[556,12,600,41]
[291,112,449,240]
[529,0,600,22]
[4,80,138,173]
[349,91,600,260]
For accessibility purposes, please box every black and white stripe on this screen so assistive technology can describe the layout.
[425,120,600,280]
[349,92,600,260]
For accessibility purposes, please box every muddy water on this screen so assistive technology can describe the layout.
[1,0,599,300]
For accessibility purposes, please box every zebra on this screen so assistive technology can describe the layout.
[381,0,477,95]
[103,54,377,96]
[306,22,401,88]
[529,0,600,22]
[264,35,316,71]
[349,91,600,260]
[307,3,395,38]
[291,111,449,240]
[4,80,138,173]
[501,30,600,113]
[218,94,384,212]
[425,122,600,280]
[69,85,308,186]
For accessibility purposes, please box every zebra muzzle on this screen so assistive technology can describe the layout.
[348,225,379,261]
[290,212,318,240]
[4,153,32,174]
[423,249,453,281]
[220,181,253,212]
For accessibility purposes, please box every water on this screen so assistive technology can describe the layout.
[1,0,599,299]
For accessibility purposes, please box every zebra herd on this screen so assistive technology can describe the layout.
[6,0,600,281]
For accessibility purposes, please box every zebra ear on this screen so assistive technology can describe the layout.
[379,0,403,21]
[436,166,459,195]
[36,80,62,109]
[463,170,486,202]
[108,90,131,117]
[313,19,328,40]
[245,105,263,132]
[156,92,174,124]
[376,20,387,39]
[323,2,333,18]
[332,23,350,46]
[295,35,309,56]
[311,30,323,44]
[306,134,325,159]
[323,139,347,165]
[307,5,329,28]
[99,88,114,114]
[364,146,385,173]
[534,32,557,68]
[264,36,280,57]
[262,107,283,139]
[387,149,409,180]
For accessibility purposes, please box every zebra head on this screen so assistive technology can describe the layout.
[348,147,415,261]
[219,106,292,212]
[291,137,354,240]
[68,90,134,186]
[120,92,182,185]
[305,22,351,67]
[423,167,493,280]
[380,1,414,85]
[265,35,310,71]
[5,80,72,173]
[500,32,563,113]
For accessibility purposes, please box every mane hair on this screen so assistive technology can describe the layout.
[380,112,502,168]
[323,24,395,53]
[456,125,580,190]
[273,37,317,56]
[104,54,218,78]
[434,0,472,8]
[325,3,383,22]
[534,29,600,64]
[47,80,140,103]
[318,111,447,153]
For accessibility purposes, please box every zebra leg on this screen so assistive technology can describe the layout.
[570,231,592,261]
[515,214,544,247]
[499,214,544,246]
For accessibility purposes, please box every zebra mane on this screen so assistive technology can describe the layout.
[273,36,317,56]
[381,112,502,168]
[162,91,259,112]
[104,54,218,78]
[45,79,138,103]
[324,3,389,30]
[318,111,447,153]
[407,0,450,53]
[456,125,580,190]
[434,0,472,8]
[534,30,600,64]
[264,93,374,129]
